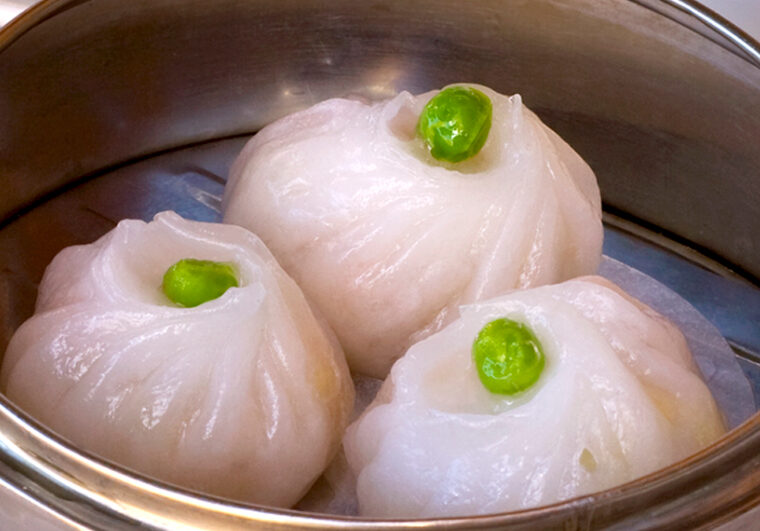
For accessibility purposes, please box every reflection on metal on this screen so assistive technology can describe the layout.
[633,0,760,66]
[0,1,35,27]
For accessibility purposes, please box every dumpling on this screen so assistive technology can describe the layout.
[0,211,354,508]
[223,84,603,378]
[343,276,725,517]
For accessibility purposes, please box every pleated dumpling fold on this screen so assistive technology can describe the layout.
[223,84,603,378]
[1,211,354,508]
[343,276,725,517]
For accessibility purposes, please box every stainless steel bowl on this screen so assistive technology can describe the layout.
[1,0,759,528]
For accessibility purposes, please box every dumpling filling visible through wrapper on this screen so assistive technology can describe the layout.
[222,84,603,378]
[0,211,354,508]
[343,274,729,518]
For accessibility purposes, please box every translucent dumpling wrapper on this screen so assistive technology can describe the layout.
[0,211,354,508]
[222,84,603,378]
[343,276,726,517]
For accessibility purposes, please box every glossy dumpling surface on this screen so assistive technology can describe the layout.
[223,84,603,378]
[1,211,354,507]
[343,276,725,517]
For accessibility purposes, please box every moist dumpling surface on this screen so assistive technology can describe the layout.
[1,211,354,507]
[343,276,725,517]
[223,84,603,378]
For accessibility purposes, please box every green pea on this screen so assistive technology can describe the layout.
[472,318,545,395]
[162,258,238,308]
[417,86,492,163]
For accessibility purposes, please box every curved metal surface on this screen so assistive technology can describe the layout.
[0,387,758,530]
[636,0,760,66]
[0,0,759,529]
[0,0,759,283]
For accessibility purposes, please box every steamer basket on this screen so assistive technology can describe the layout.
[0,0,759,528]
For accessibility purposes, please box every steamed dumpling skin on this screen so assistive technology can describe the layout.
[0,211,354,508]
[343,276,725,517]
[223,84,603,378]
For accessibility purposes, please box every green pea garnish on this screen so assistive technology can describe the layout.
[162,258,238,308]
[472,318,545,395]
[417,86,492,163]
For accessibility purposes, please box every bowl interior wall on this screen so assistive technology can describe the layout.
[1,0,759,277]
